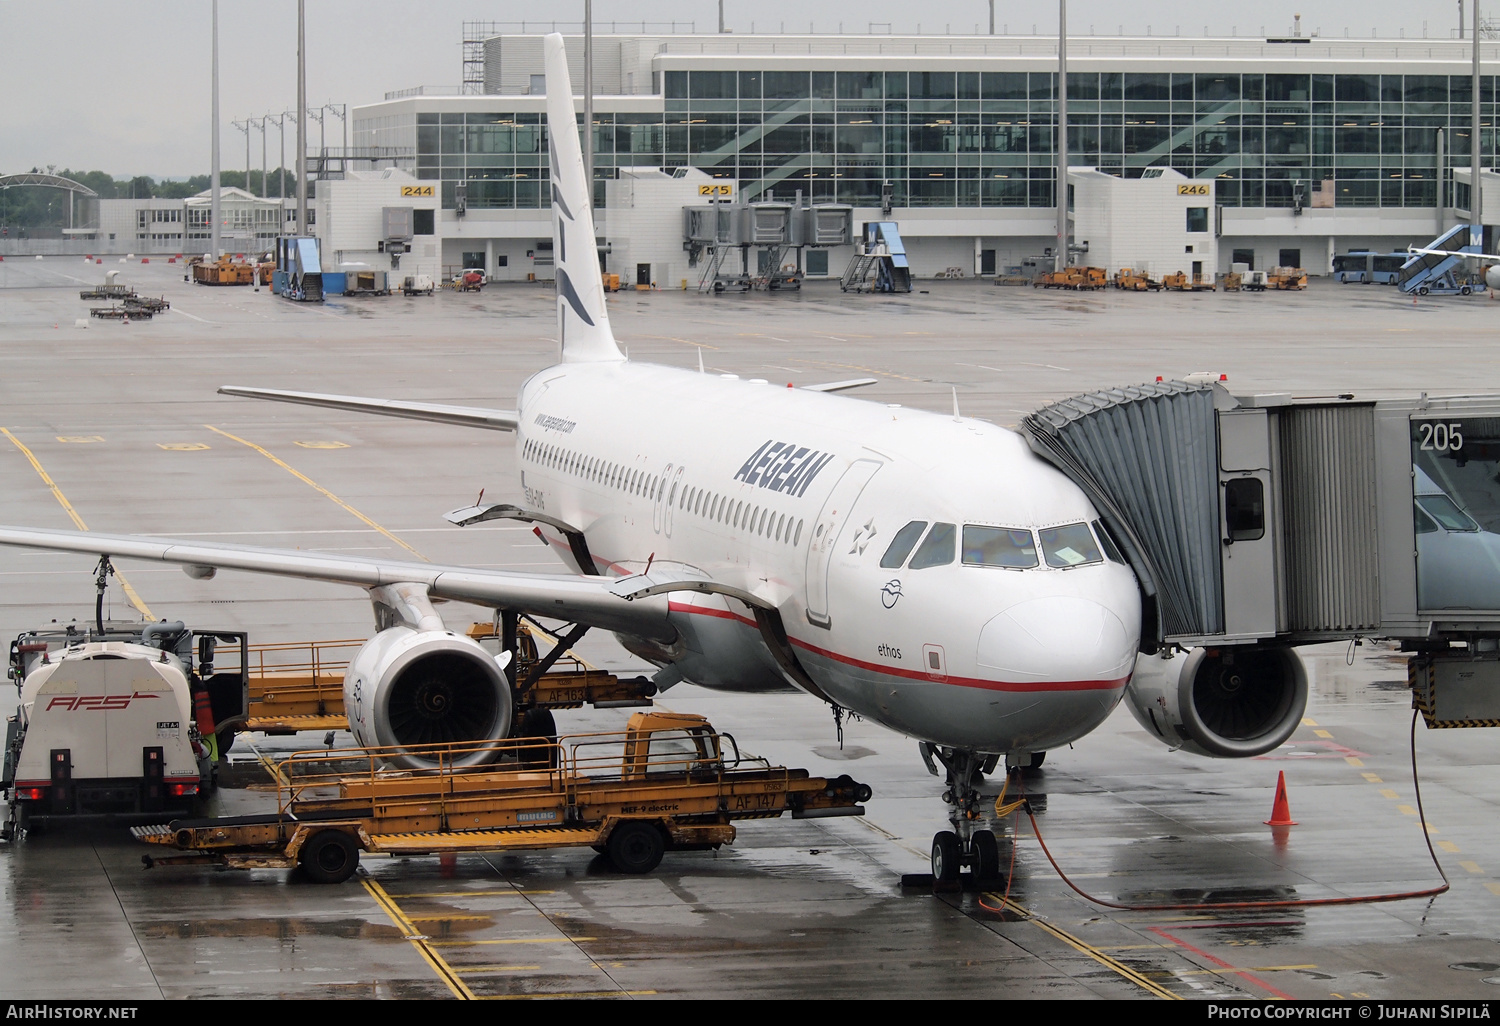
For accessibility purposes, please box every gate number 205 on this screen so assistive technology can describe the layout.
[1418,422,1464,451]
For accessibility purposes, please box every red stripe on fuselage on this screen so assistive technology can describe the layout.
[665,600,1127,694]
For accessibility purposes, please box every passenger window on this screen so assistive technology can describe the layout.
[1038,523,1103,568]
[880,520,929,568]
[1092,520,1127,564]
[962,526,1039,568]
[1224,478,1265,541]
[794,519,803,546]
[909,523,957,569]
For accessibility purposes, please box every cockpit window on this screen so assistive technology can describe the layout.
[880,520,929,568]
[1416,494,1479,533]
[908,522,957,569]
[1039,523,1104,568]
[962,526,1039,568]
[1092,520,1127,564]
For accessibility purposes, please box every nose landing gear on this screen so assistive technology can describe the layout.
[919,743,1005,885]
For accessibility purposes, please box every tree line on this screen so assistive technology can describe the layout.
[0,166,300,228]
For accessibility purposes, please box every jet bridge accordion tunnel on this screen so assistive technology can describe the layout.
[1022,381,1500,756]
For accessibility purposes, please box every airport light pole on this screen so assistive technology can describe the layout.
[1474,0,1483,233]
[296,0,307,236]
[210,0,221,259]
[584,0,594,201]
[323,104,347,177]
[1055,0,1068,272]
[256,116,267,198]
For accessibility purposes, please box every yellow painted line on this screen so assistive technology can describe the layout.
[1313,729,1333,739]
[294,440,350,448]
[1459,861,1485,874]
[452,965,541,974]
[1,427,153,619]
[478,991,657,1000]
[1145,965,1319,977]
[393,890,557,899]
[428,937,597,947]
[1302,717,1319,727]
[1379,789,1400,800]
[1361,773,1383,783]
[1486,882,1500,896]
[206,424,427,561]
[361,872,476,1000]
[1345,757,1365,767]
[986,894,1180,1000]
[56,435,104,443]
[158,443,210,451]
[1439,841,1462,854]
[1397,804,1419,816]
[408,914,493,923]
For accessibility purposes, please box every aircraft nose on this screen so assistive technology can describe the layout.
[977,597,1134,684]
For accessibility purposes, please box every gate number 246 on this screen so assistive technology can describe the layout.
[1418,422,1464,451]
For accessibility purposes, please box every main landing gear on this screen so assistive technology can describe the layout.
[919,744,1004,885]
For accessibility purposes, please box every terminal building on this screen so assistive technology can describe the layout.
[346,30,1500,282]
[13,30,1500,283]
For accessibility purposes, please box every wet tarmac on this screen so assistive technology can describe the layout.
[1,258,1498,999]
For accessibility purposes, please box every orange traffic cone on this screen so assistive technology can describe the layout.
[1264,770,1298,826]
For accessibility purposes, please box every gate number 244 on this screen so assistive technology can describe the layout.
[1418,422,1464,451]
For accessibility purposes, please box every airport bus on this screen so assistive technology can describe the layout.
[1333,250,1407,284]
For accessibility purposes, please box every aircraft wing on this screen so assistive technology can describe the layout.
[218,386,519,431]
[803,378,879,393]
[0,526,671,641]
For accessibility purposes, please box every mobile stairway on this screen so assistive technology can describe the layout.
[1399,224,1481,296]
[840,222,912,293]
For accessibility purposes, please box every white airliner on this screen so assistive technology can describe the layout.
[0,35,1182,881]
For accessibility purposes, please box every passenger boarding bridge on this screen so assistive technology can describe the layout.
[1024,380,1500,735]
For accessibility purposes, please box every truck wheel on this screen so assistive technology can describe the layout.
[931,830,960,882]
[607,821,664,874]
[972,830,1001,881]
[299,830,360,884]
[1419,286,1430,296]
[1462,285,1473,296]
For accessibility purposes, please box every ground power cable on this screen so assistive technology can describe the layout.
[979,709,1449,915]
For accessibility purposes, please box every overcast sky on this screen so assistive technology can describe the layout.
[0,0,1481,179]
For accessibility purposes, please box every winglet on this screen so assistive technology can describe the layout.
[544,33,623,364]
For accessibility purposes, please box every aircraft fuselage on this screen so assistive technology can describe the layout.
[516,360,1142,755]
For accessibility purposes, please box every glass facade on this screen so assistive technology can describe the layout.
[394,69,1500,212]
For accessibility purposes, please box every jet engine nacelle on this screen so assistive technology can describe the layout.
[344,626,513,769]
[1124,647,1307,758]
[1485,265,1500,291]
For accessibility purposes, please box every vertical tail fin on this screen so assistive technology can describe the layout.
[544,33,623,363]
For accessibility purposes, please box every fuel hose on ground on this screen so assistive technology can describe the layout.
[979,709,1450,915]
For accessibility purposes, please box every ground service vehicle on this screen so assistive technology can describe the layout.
[3,620,248,837]
[1113,268,1162,291]
[402,274,435,296]
[1034,266,1106,290]
[1333,250,1406,284]
[193,257,256,286]
[134,711,870,882]
[1267,266,1308,290]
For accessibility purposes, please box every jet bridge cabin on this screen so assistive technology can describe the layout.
[1023,381,1500,736]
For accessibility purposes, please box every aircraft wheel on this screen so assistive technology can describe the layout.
[608,821,665,874]
[972,830,1001,881]
[299,830,360,883]
[931,830,961,882]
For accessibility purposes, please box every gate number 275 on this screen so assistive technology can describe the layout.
[1418,422,1464,451]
